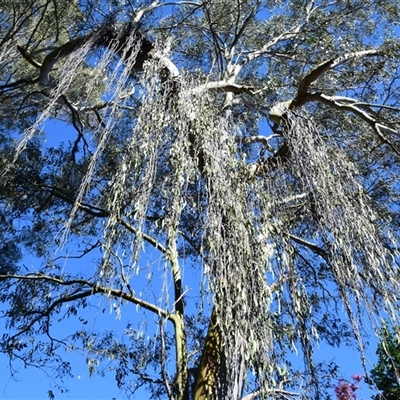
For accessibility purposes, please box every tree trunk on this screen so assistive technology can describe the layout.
[193,309,245,400]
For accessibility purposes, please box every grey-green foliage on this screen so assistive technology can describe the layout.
[0,0,400,399]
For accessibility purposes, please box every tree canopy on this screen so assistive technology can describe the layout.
[1,1,400,399]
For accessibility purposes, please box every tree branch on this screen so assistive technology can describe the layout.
[306,92,400,155]
[243,0,318,65]
[235,133,278,149]
[242,388,299,400]
[32,183,168,254]
[191,81,255,95]
[288,233,329,261]
[17,45,42,69]
[227,0,262,61]
[0,273,170,319]
[293,49,383,107]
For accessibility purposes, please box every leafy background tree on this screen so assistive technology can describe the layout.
[370,324,400,400]
[0,1,400,399]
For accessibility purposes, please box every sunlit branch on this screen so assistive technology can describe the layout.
[108,248,134,296]
[235,134,278,151]
[132,0,203,25]
[278,193,308,205]
[118,218,167,254]
[0,273,170,319]
[307,92,400,155]
[164,212,188,398]
[321,97,400,113]
[245,30,300,63]
[267,48,400,157]
[243,0,318,65]
[191,81,255,95]
[293,49,383,106]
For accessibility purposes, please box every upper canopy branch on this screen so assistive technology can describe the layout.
[17,26,146,86]
[235,133,277,148]
[191,81,255,95]
[243,0,318,65]
[269,49,390,123]
[12,0,183,89]
[306,92,400,155]
[268,48,400,156]
[292,49,384,107]
[226,0,262,62]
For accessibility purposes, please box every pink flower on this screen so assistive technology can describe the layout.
[334,375,364,400]
[351,374,364,383]
[334,380,357,400]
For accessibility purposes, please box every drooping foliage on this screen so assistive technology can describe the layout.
[0,1,400,399]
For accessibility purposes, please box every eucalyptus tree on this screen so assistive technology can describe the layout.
[1,1,400,399]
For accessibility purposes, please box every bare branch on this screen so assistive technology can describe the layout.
[307,92,400,155]
[191,81,254,95]
[288,233,329,261]
[243,0,318,65]
[235,134,278,148]
[0,273,170,319]
[293,49,383,107]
